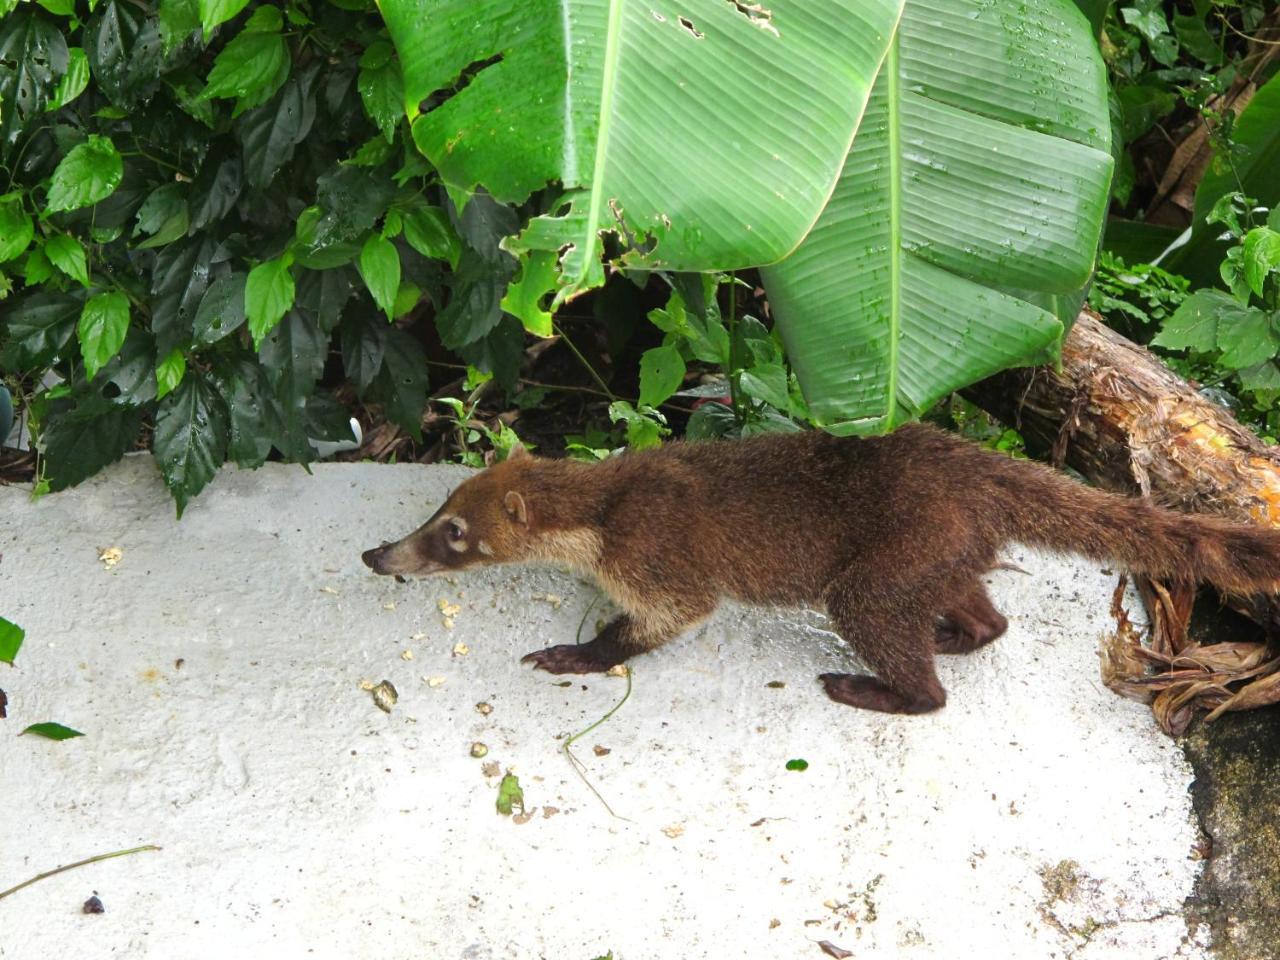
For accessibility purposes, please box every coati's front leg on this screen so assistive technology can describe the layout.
[522,594,717,675]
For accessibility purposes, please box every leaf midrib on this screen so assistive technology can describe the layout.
[885,39,901,427]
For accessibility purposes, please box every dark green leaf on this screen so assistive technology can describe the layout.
[685,401,737,440]
[78,291,130,380]
[151,235,221,354]
[22,722,85,740]
[42,398,144,490]
[313,165,397,247]
[246,254,295,346]
[372,327,428,440]
[0,194,34,262]
[0,290,83,369]
[638,344,685,408]
[134,183,189,246]
[237,64,318,190]
[217,355,279,467]
[152,372,230,516]
[98,328,157,405]
[785,758,809,771]
[0,11,68,154]
[359,234,400,320]
[46,135,123,213]
[84,0,165,109]
[259,309,326,461]
[455,313,522,392]
[340,310,387,392]
[1238,360,1280,393]
[357,43,403,142]
[193,272,247,344]
[0,616,24,665]
[401,205,460,267]
[189,156,243,230]
[294,266,352,333]
[436,247,510,349]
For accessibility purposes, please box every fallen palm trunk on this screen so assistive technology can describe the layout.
[965,309,1280,734]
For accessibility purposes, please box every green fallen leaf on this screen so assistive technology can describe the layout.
[785,758,809,772]
[0,617,24,665]
[22,722,85,740]
[495,771,524,816]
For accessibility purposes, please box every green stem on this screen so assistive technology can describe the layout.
[0,844,161,901]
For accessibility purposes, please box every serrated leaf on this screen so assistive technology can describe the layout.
[1152,289,1240,353]
[159,0,200,52]
[199,0,251,37]
[0,11,68,151]
[373,327,428,440]
[236,64,318,189]
[246,255,295,345]
[358,44,403,143]
[189,156,243,230]
[98,328,158,405]
[0,194,34,263]
[78,291,130,380]
[0,290,82,369]
[401,205,460,267]
[0,616,24,665]
[358,234,400,320]
[500,249,556,337]
[41,398,144,490]
[738,362,790,411]
[150,235,220,355]
[134,183,190,249]
[1216,308,1278,370]
[152,372,230,516]
[194,272,247,344]
[22,722,85,740]
[155,347,187,399]
[340,310,386,392]
[1238,360,1280,393]
[259,309,326,461]
[217,356,280,468]
[84,1,166,110]
[1242,227,1280,299]
[638,344,685,409]
[312,165,397,248]
[201,28,288,103]
[49,47,89,110]
[46,135,122,213]
[44,234,89,286]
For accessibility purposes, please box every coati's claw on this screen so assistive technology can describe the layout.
[521,641,626,675]
[819,673,945,715]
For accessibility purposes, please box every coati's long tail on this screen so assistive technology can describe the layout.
[986,456,1280,596]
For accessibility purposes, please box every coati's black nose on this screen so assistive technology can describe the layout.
[362,546,388,572]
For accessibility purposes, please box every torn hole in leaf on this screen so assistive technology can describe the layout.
[419,53,505,116]
[724,0,779,36]
[604,200,659,260]
[650,10,666,22]
[677,15,704,39]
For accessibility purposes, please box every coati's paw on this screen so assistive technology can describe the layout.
[521,641,626,675]
[819,673,946,714]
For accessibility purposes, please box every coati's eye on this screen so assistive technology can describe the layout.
[447,521,465,542]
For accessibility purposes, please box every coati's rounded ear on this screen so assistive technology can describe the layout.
[506,441,531,462]
[504,491,528,526]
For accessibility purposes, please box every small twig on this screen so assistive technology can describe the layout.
[552,323,616,402]
[560,595,633,821]
[0,844,161,901]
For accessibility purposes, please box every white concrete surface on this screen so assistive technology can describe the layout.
[0,456,1206,959]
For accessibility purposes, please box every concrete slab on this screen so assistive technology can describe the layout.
[0,456,1206,959]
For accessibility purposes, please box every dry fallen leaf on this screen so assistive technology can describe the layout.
[453,642,469,657]
[98,546,123,568]
[319,585,339,595]
[371,680,398,713]
[662,824,684,839]
[818,940,852,959]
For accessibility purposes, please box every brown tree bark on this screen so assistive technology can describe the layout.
[964,308,1280,733]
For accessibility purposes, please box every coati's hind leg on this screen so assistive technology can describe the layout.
[522,594,716,675]
[935,581,1007,655]
[819,571,949,715]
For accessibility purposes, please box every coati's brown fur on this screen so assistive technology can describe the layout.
[362,424,1280,715]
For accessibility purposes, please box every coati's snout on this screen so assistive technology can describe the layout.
[362,450,535,578]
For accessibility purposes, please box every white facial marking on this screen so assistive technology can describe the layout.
[478,540,494,557]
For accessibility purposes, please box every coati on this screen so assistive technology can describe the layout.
[361,424,1280,715]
